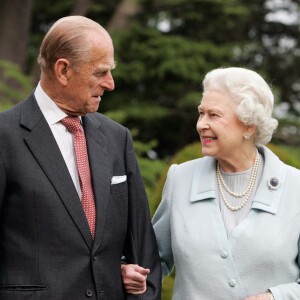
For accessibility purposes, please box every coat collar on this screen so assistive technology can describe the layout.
[189,145,286,215]
[190,156,216,202]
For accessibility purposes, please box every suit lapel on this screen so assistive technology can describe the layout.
[82,115,111,249]
[21,95,93,249]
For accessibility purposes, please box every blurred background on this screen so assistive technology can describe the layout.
[0,0,299,298]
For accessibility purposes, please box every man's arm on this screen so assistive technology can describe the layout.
[123,128,161,299]
[0,150,6,213]
[121,264,150,294]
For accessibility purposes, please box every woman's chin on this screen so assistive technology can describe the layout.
[201,147,214,157]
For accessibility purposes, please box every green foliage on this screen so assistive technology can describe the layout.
[161,275,175,300]
[100,0,300,157]
[138,156,168,213]
[132,137,168,213]
[107,0,300,157]
[274,118,300,146]
[0,102,13,112]
[3,0,299,159]
[142,0,252,43]
[104,110,128,124]
[0,60,33,104]
[111,25,232,94]
[267,144,300,169]
[103,25,233,156]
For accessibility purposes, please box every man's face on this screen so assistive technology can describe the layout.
[59,35,115,116]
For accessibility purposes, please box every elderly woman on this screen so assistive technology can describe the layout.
[122,67,300,300]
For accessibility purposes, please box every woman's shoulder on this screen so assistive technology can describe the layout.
[170,156,214,175]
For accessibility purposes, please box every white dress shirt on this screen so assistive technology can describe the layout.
[34,82,82,198]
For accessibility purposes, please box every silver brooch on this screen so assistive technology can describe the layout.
[267,177,280,190]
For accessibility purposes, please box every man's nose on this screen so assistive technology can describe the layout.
[101,71,115,91]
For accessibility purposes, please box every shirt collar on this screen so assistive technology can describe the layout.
[34,82,81,125]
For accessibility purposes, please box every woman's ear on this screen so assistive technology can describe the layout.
[54,58,72,86]
[245,125,257,139]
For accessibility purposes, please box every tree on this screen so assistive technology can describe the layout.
[70,0,94,15]
[0,0,34,71]
[0,0,299,152]
[101,0,260,156]
[100,0,300,156]
[107,0,141,30]
[236,0,300,116]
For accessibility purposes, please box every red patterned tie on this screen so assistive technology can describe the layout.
[61,116,96,239]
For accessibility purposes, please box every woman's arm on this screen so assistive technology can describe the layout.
[122,164,177,294]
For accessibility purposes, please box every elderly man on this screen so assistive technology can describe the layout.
[0,16,161,300]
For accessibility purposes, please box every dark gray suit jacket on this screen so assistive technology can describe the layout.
[0,93,161,300]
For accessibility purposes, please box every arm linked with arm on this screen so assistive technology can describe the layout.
[0,150,6,217]
[123,128,161,300]
[152,164,177,278]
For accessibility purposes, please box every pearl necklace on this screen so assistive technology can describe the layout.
[216,151,261,211]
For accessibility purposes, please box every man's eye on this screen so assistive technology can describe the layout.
[94,71,107,77]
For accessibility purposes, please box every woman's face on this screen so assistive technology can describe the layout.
[196,90,247,161]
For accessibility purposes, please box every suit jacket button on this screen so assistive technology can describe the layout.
[86,289,93,297]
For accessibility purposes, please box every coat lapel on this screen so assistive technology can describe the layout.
[21,96,93,249]
[82,115,111,250]
[190,157,217,203]
[251,146,286,214]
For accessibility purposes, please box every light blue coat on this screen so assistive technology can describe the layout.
[153,146,300,300]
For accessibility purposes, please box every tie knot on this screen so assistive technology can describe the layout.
[61,116,82,134]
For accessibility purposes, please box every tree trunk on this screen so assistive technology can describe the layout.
[0,0,33,71]
[70,0,94,16]
[107,0,141,30]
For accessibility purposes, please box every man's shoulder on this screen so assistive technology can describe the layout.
[0,100,24,126]
[88,112,124,126]
[0,93,34,118]
[86,112,127,134]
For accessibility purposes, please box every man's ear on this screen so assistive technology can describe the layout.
[54,59,72,86]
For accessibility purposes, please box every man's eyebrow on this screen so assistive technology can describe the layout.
[96,62,117,72]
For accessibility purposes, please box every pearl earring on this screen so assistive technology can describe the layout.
[243,133,250,140]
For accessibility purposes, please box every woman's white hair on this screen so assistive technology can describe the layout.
[202,67,278,145]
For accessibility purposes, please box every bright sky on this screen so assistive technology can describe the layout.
[265,0,300,25]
